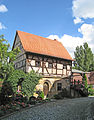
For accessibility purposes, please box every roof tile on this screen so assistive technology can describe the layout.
[17,30,73,60]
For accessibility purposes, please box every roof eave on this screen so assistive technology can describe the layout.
[25,50,73,61]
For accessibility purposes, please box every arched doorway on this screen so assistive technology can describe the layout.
[43,82,49,97]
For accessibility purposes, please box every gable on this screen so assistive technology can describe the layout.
[12,33,26,58]
[13,34,21,49]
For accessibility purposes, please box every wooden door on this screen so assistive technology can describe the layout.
[43,82,49,97]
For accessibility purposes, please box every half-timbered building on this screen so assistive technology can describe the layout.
[12,30,73,98]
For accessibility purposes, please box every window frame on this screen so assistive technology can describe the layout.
[57,83,62,91]
[35,60,41,67]
[48,62,53,68]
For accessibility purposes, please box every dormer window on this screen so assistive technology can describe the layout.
[35,61,41,67]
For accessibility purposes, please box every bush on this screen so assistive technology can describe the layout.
[54,94,63,99]
[88,88,94,96]
[7,70,42,98]
[39,91,44,99]
[14,94,28,103]
[28,96,36,105]
[36,90,44,100]
[61,88,70,98]
[54,88,70,99]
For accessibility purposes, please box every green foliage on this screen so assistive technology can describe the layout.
[88,88,94,96]
[83,74,88,89]
[39,91,44,99]
[89,84,93,89]
[74,42,94,72]
[22,70,42,97]
[0,35,20,81]
[7,70,42,97]
[7,70,25,94]
[0,34,42,103]
[0,79,4,92]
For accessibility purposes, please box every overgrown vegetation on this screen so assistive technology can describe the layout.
[0,35,42,106]
[0,35,19,81]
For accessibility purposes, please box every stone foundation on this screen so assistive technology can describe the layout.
[35,76,70,98]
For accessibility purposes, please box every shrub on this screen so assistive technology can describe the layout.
[28,96,36,105]
[61,88,70,98]
[22,71,42,97]
[88,88,94,96]
[39,91,44,99]
[54,94,63,99]
[54,88,70,99]
[6,70,42,98]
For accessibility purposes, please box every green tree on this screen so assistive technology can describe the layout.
[7,70,25,94]
[7,70,42,97]
[83,74,88,89]
[0,35,19,80]
[74,42,94,72]
[22,70,42,97]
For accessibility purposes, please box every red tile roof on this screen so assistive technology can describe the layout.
[16,30,73,61]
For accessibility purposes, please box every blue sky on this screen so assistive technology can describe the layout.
[0,0,94,57]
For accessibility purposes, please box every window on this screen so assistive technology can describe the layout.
[20,61,22,67]
[48,62,53,68]
[63,66,66,69]
[57,83,62,91]
[53,63,57,69]
[35,61,41,67]
[22,60,26,66]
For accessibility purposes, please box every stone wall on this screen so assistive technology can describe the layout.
[35,77,70,98]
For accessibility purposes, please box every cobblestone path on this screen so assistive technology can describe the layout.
[1,97,94,120]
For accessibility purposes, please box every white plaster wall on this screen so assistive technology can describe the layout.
[48,69,52,74]
[38,68,42,73]
[57,64,63,69]
[45,62,48,67]
[57,70,62,74]
[67,65,70,70]
[63,69,66,75]
[53,69,56,74]
[44,68,48,74]
[26,66,32,73]
[67,71,71,76]
[33,67,39,72]
[31,60,35,66]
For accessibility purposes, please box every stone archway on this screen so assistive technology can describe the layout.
[43,82,49,97]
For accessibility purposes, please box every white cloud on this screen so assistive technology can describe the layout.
[0,22,6,30]
[47,35,60,40]
[78,24,94,42]
[0,4,8,13]
[47,23,94,58]
[72,0,94,24]
[74,17,84,24]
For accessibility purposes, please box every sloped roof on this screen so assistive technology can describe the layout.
[15,30,73,61]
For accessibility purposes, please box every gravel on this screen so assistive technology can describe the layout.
[1,97,94,120]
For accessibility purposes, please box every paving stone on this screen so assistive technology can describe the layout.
[1,97,94,120]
